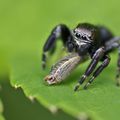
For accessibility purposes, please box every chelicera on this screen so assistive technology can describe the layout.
[42,23,120,91]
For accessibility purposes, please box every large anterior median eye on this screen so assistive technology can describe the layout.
[75,33,81,38]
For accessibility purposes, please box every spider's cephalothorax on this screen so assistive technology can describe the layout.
[71,23,99,55]
[42,23,120,91]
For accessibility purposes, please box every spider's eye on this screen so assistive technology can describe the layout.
[75,33,80,38]
[81,36,87,40]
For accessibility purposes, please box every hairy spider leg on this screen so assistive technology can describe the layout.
[105,37,120,86]
[42,24,73,69]
[74,47,105,91]
[84,55,110,89]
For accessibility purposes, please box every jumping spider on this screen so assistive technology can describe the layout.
[42,23,120,91]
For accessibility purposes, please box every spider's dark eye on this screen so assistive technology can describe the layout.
[81,36,87,40]
[75,33,80,38]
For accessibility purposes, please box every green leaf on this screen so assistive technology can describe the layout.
[0,99,3,114]
[0,99,5,120]
[0,115,5,120]
[9,50,120,120]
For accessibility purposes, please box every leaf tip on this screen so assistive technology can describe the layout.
[14,84,21,89]
[77,112,90,120]
[48,105,58,114]
[28,96,35,102]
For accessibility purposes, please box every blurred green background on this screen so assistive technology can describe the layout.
[0,0,120,120]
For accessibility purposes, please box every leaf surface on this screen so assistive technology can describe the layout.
[10,50,120,120]
[0,99,5,120]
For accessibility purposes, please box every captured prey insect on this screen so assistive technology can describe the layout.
[42,23,120,91]
[44,53,88,85]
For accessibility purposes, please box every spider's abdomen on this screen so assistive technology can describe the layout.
[98,26,114,44]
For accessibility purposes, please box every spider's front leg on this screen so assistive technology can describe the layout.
[74,47,105,91]
[84,55,110,89]
[42,24,73,69]
[105,37,120,86]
